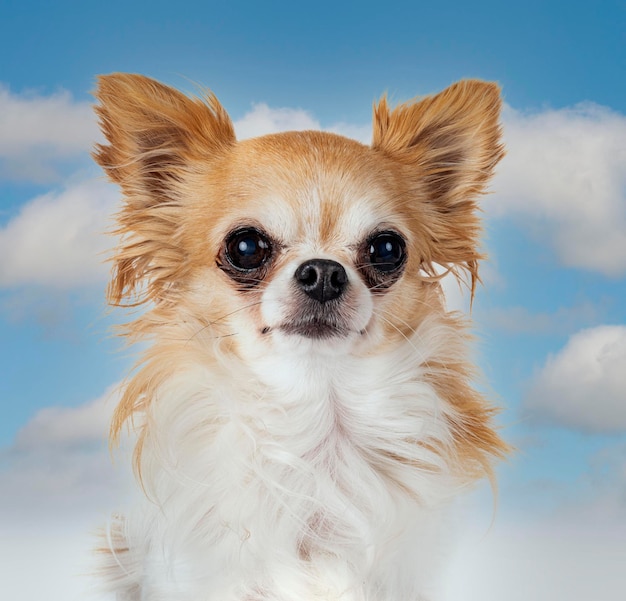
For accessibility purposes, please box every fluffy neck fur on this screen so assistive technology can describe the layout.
[101,309,499,600]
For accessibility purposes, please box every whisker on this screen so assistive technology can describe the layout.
[373,305,456,383]
[371,309,422,356]
[185,300,263,344]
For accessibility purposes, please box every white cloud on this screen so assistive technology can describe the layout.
[0,523,115,601]
[0,177,117,288]
[443,440,626,601]
[491,103,626,276]
[234,103,321,139]
[442,512,626,601]
[524,325,626,433]
[13,392,113,451]
[0,384,132,518]
[234,102,371,143]
[0,85,99,182]
[327,122,371,144]
[482,300,603,335]
[582,441,626,520]
[0,386,127,601]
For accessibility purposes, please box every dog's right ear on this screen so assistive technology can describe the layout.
[93,74,235,306]
[93,73,235,199]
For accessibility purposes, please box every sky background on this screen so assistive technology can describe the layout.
[1,1,625,599]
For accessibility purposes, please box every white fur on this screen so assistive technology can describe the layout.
[102,313,469,600]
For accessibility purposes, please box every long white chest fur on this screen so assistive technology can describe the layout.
[103,322,463,601]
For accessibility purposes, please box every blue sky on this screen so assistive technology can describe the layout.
[1,1,625,599]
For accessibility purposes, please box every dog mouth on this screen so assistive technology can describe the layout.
[264,294,367,341]
[276,318,351,339]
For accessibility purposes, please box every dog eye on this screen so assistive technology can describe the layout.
[225,228,272,271]
[368,232,406,272]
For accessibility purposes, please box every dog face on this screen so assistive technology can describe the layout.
[183,131,428,362]
[94,75,504,365]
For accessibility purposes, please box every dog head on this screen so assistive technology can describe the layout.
[94,74,503,363]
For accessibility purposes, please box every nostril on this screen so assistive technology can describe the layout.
[298,264,318,287]
[330,268,347,289]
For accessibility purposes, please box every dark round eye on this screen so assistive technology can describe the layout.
[225,228,272,271]
[368,232,406,272]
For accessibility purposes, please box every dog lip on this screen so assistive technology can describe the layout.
[279,319,349,339]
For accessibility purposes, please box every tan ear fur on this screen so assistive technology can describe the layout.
[93,73,235,306]
[372,80,505,300]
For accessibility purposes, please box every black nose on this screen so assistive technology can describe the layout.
[294,259,348,303]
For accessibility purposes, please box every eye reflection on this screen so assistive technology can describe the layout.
[225,228,272,271]
[368,232,406,272]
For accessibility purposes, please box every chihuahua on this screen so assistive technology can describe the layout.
[94,74,506,600]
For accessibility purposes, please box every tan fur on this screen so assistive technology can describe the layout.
[94,73,508,488]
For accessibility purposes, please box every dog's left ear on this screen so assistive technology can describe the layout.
[372,80,504,297]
